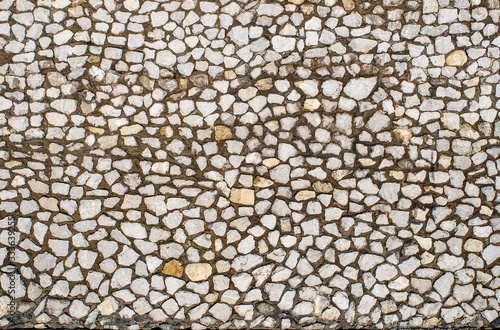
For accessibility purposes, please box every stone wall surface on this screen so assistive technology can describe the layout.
[1,0,500,328]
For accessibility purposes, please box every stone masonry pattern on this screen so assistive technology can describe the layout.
[1,0,500,328]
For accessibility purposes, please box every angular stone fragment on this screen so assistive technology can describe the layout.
[349,38,377,52]
[295,190,316,201]
[344,77,377,100]
[162,260,183,278]
[230,188,255,206]
[185,263,212,281]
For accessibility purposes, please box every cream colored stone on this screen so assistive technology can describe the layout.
[97,297,119,316]
[255,78,273,91]
[464,238,483,252]
[358,158,376,166]
[160,126,174,138]
[414,236,432,251]
[263,158,279,168]
[304,98,321,110]
[321,307,340,321]
[389,171,405,180]
[253,177,274,188]
[295,190,316,201]
[230,188,255,205]
[185,263,212,281]
[120,124,143,135]
[421,251,434,264]
[445,50,467,66]
[423,0,438,13]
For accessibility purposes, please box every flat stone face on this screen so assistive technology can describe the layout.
[2,0,500,328]
[185,263,213,281]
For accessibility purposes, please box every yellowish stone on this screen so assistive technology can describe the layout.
[295,190,316,201]
[342,0,355,10]
[288,0,304,4]
[230,188,255,205]
[445,50,468,66]
[86,126,105,134]
[464,238,483,252]
[444,297,458,307]
[97,135,118,149]
[68,5,83,17]
[263,158,279,168]
[185,263,212,281]
[162,260,184,277]
[412,207,429,221]
[97,297,119,316]
[215,125,232,140]
[414,236,432,251]
[224,70,237,80]
[393,128,412,144]
[425,317,440,327]
[178,78,188,90]
[235,305,254,320]
[304,98,321,110]
[389,171,405,180]
[160,126,174,138]
[4,161,21,168]
[255,78,273,91]
[87,55,100,63]
[253,176,274,188]
[205,293,219,303]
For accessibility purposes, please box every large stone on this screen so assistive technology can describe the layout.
[349,38,378,52]
[343,77,377,100]
[97,297,119,316]
[185,263,212,281]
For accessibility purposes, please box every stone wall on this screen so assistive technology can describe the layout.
[0,0,500,328]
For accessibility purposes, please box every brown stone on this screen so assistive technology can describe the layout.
[393,128,412,144]
[255,78,273,91]
[215,125,232,140]
[162,260,184,277]
[87,55,100,63]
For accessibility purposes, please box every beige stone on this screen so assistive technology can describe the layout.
[120,124,143,135]
[215,125,232,140]
[162,260,183,277]
[97,297,119,316]
[230,188,255,205]
[412,208,429,221]
[389,171,405,180]
[342,0,355,10]
[393,128,412,144]
[253,177,274,188]
[304,98,321,111]
[414,236,432,251]
[464,238,483,252]
[321,307,340,321]
[313,181,333,193]
[423,0,438,13]
[86,126,104,134]
[224,70,237,80]
[185,263,212,281]
[263,158,279,168]
[98,135,118,149]
[47,72,67,87]
[358,158,376,166]
[421,251,434,264]
[87,55,100,63]
[295,190,316,201]
[255,78,273,91]
[160,126,174,138]
[445,50,468,66]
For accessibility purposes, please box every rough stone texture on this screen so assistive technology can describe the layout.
[0,0,500,329]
